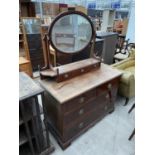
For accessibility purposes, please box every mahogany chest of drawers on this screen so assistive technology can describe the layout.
[39,63,122,149]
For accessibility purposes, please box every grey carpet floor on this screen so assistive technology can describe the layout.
[48,96,135,155]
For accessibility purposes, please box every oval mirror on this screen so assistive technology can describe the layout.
[48,11,94,54]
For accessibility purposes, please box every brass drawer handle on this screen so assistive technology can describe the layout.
[107,83,112,89]
[81,69,85,73]
[79,97,85,103]
[79,109,84,115]
[79,122,84,129]
[64,74,69,78]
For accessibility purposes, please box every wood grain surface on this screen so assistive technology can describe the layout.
[40,58,100,78]
[19,72,43,101]
[39,63,122,103]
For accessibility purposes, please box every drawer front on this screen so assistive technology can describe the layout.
[63,89,96,114]
[56,62,100,82]
[56,72,73,82]
[96,78,119,102]
[63,99,109,141]
[63,90,110,125]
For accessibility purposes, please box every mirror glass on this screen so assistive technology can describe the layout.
[49,14,93,54]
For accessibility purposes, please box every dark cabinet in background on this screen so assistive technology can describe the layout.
[96,31,118,64]
[27,34,44,71]
[22,18,45,71]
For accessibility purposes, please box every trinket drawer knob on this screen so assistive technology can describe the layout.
[64,74,69,78]
[81,69,85,73]
[79,97,85,103]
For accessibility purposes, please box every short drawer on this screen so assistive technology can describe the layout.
[64,99,97,125]
[57,72,73,82]
[63,89,96,114]
[96,78,119,96]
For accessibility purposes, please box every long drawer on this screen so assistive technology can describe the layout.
[56,62,100,82]
[63,78,119,114]
[63,89,96,114]
[63,97,109,141]
[63,90,110,125]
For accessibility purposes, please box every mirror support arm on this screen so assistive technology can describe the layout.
[41,34,54,71]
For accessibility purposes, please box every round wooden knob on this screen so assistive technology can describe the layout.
[79,97,85,103]
[64,74,68,78]
[79,122,84,129]
[107,83,112,89]
[81,69,85,73]
[79,109,84,115]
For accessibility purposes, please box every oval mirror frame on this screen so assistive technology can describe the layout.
[48,11,95,54]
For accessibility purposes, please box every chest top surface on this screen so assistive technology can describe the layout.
[19,72,44,101]
[39,63,122,103]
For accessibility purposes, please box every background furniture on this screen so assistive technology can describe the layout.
[68,5,87,14]
[111,51,135,105]
[19,72,54,155]
[19,57,33,77]
[94,38,104,57]
[19,22,33,77]
[101,9,115,32]
[22,18,45,71]
[114,39,131,62]
[19,0,36,17]
[39,64,122,149]
[96,31,118,64]
[113,19,129,35]
[87,9,102,31]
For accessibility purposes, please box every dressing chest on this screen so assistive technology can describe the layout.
[39,63,122,149]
